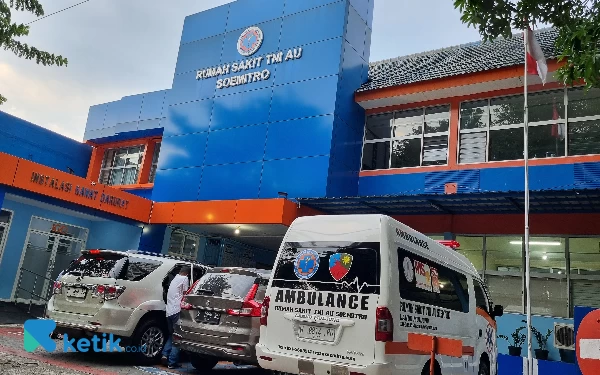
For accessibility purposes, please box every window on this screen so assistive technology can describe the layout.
[148,142,161,183]
[168,230,200,260]
[124,258,162,281]
[457,88,600,164]
[474,280,491,313]
[99,145,146,186]
[362,105,450,170]
[193,272,257,299]
[0,210,12,260]
[397,247,469,313]
[272,241,380,294]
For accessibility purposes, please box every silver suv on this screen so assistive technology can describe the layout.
[46,249,209,364]
[174,267,271,370]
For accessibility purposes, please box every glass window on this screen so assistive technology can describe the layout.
[489,128,524,161]
[148,142,161,184]
[569,238,600,312]
[361,142,390,170]
[99,145,146,186]
[391,138,421,168]
[460,100,488,130]
[568,87,600,118]
[66,252,127,279]
[527,237,565,274]
[456,236,483,271]
[361,105,450,171]
[168,231,199,260]
[487,274,522,313]
[530,277,568,317]
[0,210,12,263]
[568,120,600,156]
[397,247,469,313]
[528,90,565,123]
[529,124,566,158]
[272,241,380,294]
[490,95,524,127]
[474,280,491,313]
[124,258,162,281]
[486,236,523,273]
[365,113,393,140]
[193,272,257,299]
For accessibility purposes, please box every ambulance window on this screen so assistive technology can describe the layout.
[398,247,469,313]
[272,242,380,294]
[474,280,490,313]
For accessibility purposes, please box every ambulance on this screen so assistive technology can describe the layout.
[256,215,503,375]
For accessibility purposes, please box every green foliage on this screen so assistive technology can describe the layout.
[453,0,600,88]
[499,326,527,347]
[520,320,553,350]
[0,0,68,104]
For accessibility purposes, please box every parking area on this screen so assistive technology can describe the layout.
[0,326,267,375]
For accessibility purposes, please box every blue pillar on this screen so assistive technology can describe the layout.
[138,225,167,254]
[443,232,455,241]
[0,186,5,209]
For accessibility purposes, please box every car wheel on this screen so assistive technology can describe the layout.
[190,356,218,371]
[132,319,166,365]
[421,360,441,375]
[478,360,490,375]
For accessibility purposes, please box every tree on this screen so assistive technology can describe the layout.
[453,0,600,88]
[0,0,67,104]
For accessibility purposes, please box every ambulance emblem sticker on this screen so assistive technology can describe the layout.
[329,253,353,281]
[237,26,263,56]
[294,249,320,280]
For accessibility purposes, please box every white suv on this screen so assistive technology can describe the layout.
[46,249,209,364]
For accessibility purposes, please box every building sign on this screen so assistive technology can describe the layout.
[196,26,303,89]
[30,172,130,210]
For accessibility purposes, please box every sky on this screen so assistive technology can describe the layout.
[0,0,481,141]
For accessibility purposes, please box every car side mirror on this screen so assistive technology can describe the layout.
[493,305,504,317]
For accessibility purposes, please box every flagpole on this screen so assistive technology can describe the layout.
[523,26,533,375]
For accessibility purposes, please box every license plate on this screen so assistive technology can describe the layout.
[195,310,221,325]
[66,287,86,299]
[297,324,335,342]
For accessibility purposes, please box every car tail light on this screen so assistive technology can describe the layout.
[260,296,270,326]
[227,283,261,317]
[89,249,101,254]
[180,279,200,310]
[52,281,62,295]
[375,306,393,342]
[105,285,126,300]
[93,284,125,300]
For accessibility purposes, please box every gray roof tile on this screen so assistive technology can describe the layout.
[358,28,558,92]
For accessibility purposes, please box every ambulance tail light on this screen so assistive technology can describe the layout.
[260,296,270,326]
[375,306,393,342]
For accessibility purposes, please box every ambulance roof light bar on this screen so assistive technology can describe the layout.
[437,240,460,250]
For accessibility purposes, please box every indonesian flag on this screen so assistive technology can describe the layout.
[525,27,548,84]
[551,102,565,140]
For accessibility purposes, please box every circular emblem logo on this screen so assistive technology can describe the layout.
[237,26,263,56]
[294,249,320,280]
[403,257,414,283]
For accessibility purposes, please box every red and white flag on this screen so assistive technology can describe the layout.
[525,27,548,84]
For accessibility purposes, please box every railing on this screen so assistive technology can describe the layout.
[14,267,54,316]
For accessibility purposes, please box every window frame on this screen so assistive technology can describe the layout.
[362,105,451,171]
[458,87,581,164]
[167,229,200,260]
[148,142,161,184]
[98,145,147,186]
[0,209,14,268]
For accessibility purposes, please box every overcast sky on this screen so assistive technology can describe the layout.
[0,0,480,141]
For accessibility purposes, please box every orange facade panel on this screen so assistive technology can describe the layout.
[0,152,19,186]
[171,200,237,224]
[234,199,287,224]
[150,202,175,224]
[6,157,153,222]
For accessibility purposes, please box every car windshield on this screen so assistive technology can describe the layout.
[65,252,127,279]
[193,273,256,299]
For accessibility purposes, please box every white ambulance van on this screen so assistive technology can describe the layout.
[256,215,503,375]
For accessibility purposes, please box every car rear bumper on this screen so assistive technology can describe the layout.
[255,344,393,375]
[173,334,257,364]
